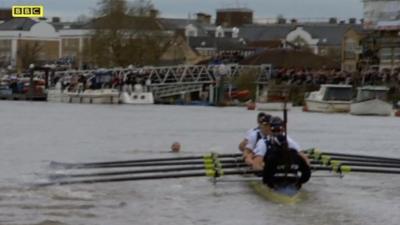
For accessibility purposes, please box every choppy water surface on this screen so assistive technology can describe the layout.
[0,101,399,225]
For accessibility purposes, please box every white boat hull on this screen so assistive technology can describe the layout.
[120,92,154,104]
[47,89,120,104]
[256,102,292,111]
[305,100,350,113]
[350,99,392,116]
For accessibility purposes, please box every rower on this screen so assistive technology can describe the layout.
[251,116,311,189]
[171,142,181,153]
[239,112,271,165]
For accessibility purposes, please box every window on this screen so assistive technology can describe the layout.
[394,48,400,60]
[344,39,357,59]
[0,40,11,49]
[380,48,392,61]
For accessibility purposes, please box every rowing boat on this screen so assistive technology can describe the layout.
[249,181,301,204]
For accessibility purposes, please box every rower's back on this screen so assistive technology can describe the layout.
[261,115,311,190]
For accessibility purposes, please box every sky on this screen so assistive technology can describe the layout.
[0,0,364,22]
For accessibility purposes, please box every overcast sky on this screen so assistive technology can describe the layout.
[1,0,363,21]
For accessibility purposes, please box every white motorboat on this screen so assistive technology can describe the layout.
[304,84,353,113]
[350,86,392,116]
[256,86,291,111]
[119,84,154,104]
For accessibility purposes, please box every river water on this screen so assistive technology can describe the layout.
[0,101,399,225]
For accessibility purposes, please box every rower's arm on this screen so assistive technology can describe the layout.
[238,139,248,152]
[252,156,264,171]
[299,151,311,166]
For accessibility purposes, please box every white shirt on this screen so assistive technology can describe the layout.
[253,135,301,157]
[244,128,265,150]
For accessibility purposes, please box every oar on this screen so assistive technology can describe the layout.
[308,154,400,165]
[50,159,244,170]
[312,160,400,169]
[312,165,400,174]
[306,149,400,163]
[50,153,243,169]
[37,169,256,186]
[53,158,400,180]
[49,163,249,180]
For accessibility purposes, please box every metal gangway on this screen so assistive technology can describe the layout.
[52,64,272,98]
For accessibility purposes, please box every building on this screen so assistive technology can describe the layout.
[239,20,362,58]
[0,18,89,71]
[361,0,400,71]
[341,27,367,72]
[216,8,253,27]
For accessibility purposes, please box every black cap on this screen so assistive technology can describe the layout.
[259,114,272,125]
[257,112,267,119]
[258,112,271,123]
[269,116,284,129]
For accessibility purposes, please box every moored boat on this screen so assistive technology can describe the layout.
[120,84,154,104]
[350,86,392,116]
[256,85,292,111]
[47,84,120,104]
[304,84,353,113]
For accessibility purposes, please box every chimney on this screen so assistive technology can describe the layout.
[349,18,356,24]
[149,9,159,18]
[52,17,61,23]
[38,17,47,21]
[339,20,345,24]
[196,12,211,25]
[290,18,298,24]
[0,8,12,21]
[329,17,337,24]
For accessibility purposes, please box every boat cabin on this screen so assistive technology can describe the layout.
[354,86,389,102]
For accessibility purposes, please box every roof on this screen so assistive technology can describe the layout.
[240,49,340,69]
[158,18,208,36]
[158,18,196,30]
[358,86,389,91]
[301,24,361,46]
[239,23,364,46]
[239,24,294,42]
[188,36,247,51]
[82,15,163,30]
[0,18,37,30]
[321,84,352,88]
[49,21,89,30]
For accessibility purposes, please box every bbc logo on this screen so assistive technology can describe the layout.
[12,6,44,18]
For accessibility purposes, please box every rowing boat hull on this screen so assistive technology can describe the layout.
[249,181,300,204]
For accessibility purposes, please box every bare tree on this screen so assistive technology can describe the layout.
[85,0,167,67]
[17,41,42,70]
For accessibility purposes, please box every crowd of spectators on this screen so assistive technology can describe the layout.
[266,68,400,87]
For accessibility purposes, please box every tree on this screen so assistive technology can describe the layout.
[85,0,167,67]
[17,41,42,70]
[129,0,155,16]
